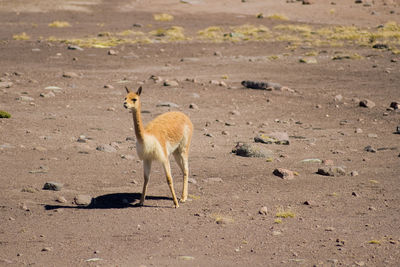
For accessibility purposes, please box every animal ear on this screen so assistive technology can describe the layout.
[125,86,130,93]
[136,86,142,96]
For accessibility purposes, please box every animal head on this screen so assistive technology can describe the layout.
[123,86,142,110]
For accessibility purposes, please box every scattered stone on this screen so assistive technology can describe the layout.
[241,80,282,90]
[352,191,360,197]
[302,0,314,4]
[301,158,322,163]
[77,135,89,143]
[68,45,84,51]
[149,75,163,83]
[367,133,378,138]
[350,171,359,176]
[303,200,316,206]
[317,166,346,176]
[41,247,53,252]
[325,227,335,231]
[40,91,55,98]
[359,99,375,108]
[21,186,39,193]
[120,154,135,160]
[355,128,363,134]
[163,80,179,87]
[273,168,295,180]
[390,101,399,110]
[33,146,47,152]
[232,142,274,158]
[108,49,118,55]
[16,96,34,102]
[178,256,195,261]
[43,182,63,191]
[334,94,343,102]
[0,81,13,88]
[156,102,179,108]
[104,84,114,89]
[62,72,79,78]
[259,206,268,215]
[221,130,229,135]
[96,144,117,153]
[322,159,334,166]
[372,43,388,49]
[396,126,400,134]
[56,196,67,203]
[74,195,92,206]
[299,57,317,64]
[44,86,62,92]
[254,132,289,145]
[189,103,199,109]
[364,145,377,153]
[215,216,234,225]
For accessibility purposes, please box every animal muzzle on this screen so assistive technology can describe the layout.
[123,102,128,109]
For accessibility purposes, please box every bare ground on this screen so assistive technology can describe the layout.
[0,0,400,266]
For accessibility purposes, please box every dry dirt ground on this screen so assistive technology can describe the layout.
[1,0,400,266]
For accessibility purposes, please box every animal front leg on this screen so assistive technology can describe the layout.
[140,160,152,206]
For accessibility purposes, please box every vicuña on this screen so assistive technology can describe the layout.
[123,86,193,208]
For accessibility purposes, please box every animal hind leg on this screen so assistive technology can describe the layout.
[162,160,179,208]
[173,150,189,202]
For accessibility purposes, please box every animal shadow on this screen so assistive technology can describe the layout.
[44,192,172,210]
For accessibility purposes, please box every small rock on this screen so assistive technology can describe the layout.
[96,144,117,153]
[359,99,375,108]
[350,171,359,176]
[317,166,346,176]
[108,49,118,55]
[390,101,399,110]
[204,177,223,183]
[302,0,314,4]
[232,142,274,158]
[43,182,63,191]
[156,102,179,108]
[273,168,295,180]
[396,126,400,134]
[77,135,88,143]
[259,206,268,215]
[221,130,229,135]
[0,81,13,88]
[334,94,343,102]
[56,196,67,203]
[68,45,84,51]
[120,154,135,160]
[189,103,199,110]
[352,191,360,197]
[241,80,282,90]
[254,132,289,145]
[44,86,62,92]
[325,227,335,231]
[16,96,34,102]
[355,128,363,134]
[74,195,92,206]
[163,80,179,87]
[322,159,334,166]
[299,57,317,64]
[104,84,114,89]
[40,91,56,98]
[62,72,79,78]
[41,247,53,252]
[303,200,316,206]
[364,145,377,153]
[367,133,378,138]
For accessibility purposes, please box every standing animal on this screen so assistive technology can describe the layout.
[123,86,193,208]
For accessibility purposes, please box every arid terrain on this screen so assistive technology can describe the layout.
[1,0,400,266]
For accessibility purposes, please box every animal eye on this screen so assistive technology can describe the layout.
[132,99,137,102]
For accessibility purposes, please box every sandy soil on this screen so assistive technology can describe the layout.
[1,0,400,266]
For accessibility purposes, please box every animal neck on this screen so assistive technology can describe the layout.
[132,108,145,143]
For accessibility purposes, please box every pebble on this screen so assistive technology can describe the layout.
[189,103,199,109]
[62,72,79,78]
[232,142,274,158]
[96,144,117,153]
[367,133,378,138]
[108,49,118,55]
[350,171,359,176]
[359,99,375,108]
[254,132,289,145]
[163,80,179,87]
[259,206,268,215]
[68,45,84,51]
[390,101,399,110]
[56,196,67,203]
[273,168,295,180]
[241,80,282,90]
[396,126,400,134]
[104,84,114,89]
[43,182,63,191]
[364,145,377,153]
[299,57,317,64]
[45,86,62,92]
[16,96,34,102]
[317,166,346,176]
[120,154,135,160]
[334,94,343,102]
[355,128,363,134]
[0,81,13,88]
[41,247,53,252]
[77,135,88,143]
[40,91,55,98]
[157,102,179,108]
[204,177,223,183]
[74,195,92,206]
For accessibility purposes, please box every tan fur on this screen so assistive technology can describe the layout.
[124,86,193,208]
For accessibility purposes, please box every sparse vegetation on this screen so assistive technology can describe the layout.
[153,13,174,22]
[13,32,30,40]
[275,207,296,218]
[48,21,71,28]
[0,110,11,118]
